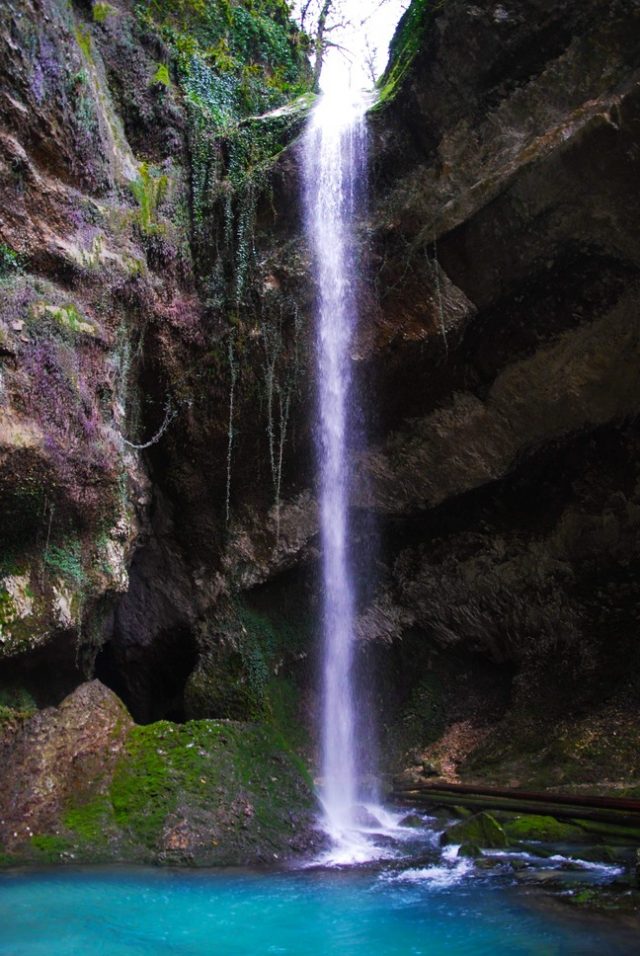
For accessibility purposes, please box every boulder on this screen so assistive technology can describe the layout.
[441,811,508,848]
[503,814,586,843]
[0,681,132,850]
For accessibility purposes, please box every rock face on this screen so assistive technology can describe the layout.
[0,681,317,866]
[357,0,640,789]
[0,681,132,851]
[2,0,640,865]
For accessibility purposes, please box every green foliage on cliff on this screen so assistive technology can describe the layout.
[137,0,311,124]
[44,538,86,586]
[130,162,169,234]
[0,686,36,718]
[133,0,312,318]
[92,2,113,25]
[152,62,171,87]
[376,0,439,106]
[0,244,21,281]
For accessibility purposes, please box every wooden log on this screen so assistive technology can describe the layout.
[392,783,640,833]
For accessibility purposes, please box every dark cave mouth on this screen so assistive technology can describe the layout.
[94,624,198,725]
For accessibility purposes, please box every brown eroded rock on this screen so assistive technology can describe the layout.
[0,680,132,850]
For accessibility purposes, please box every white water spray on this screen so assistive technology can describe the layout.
[302,91,375,858]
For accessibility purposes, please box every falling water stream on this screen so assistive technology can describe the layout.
[303,91,381,859]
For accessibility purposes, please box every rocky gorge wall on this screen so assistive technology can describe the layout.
[1,0,640,866]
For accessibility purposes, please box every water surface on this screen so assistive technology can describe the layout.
[0,865,635,955]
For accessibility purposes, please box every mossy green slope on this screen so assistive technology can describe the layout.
[24,718,316,867]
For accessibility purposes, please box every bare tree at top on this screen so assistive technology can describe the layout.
[292,0,409,91]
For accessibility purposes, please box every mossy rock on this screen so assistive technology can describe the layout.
[561,886,640,917]
[450,805,473,819]
[441,811,508,848]
[184,644,267,721]
[375,0,433,109]
[503,814,587,843]
[575,845,623,864]
[1,682,316,867]
[458,842,482,859]
[570,818,640,844]
[29,834,73,863]
[61,718,316,866]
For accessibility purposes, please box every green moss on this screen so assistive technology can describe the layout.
[0,588,16,638]
[562,886,640,917]
[504,815,586,843]
[42,303,97,337]
[375,0,441,108]
[130,163,169,235]
[570,818,640,844]
[458,842,482,859]
[64,798,113,845]
[441,811,509,848]
[8,717,314,865]
[186,600,311,745]
[108,719,313,851]
[74,25,93,62]
[0,686,36,715]
[186,647,268,722]
[92,2,113,24]
[0,243,21,281]
[44,538,86,586]
[30,834,71,861]
[152,63,171,87]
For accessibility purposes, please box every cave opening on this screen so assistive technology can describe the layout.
[94,624,198,726]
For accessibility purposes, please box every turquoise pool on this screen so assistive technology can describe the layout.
[0,863,636,955]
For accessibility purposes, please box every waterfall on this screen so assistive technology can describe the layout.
[302,90,370,853]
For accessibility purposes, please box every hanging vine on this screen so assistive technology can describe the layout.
[430,237,448,354]
[260,298,302,541]
[226,329,238,524]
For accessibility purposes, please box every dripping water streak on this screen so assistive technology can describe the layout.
[303,92,369,855]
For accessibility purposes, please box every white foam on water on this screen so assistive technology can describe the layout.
[547,854,624,875]
[382,858,474,889]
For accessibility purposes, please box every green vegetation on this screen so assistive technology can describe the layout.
[133,0,312,306]
[30,834,71,862]
[152,63,171,87]
[186,600,309,737]
[137,0,310,122]
[0,686,36,716]
[92,2,113,24]
[0,588,16,640]
[42,303,97,337]
[503,814,586,843]
[376,0,440,107]
[54,719,313,862]
[44,538,85,586]
[441,811,509,848]
[74,24,93,61]
[0,243,21,281]
[186,604,275,722]
[130,163,169,234]
[64,800,112,844]
[570,818,640,844]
